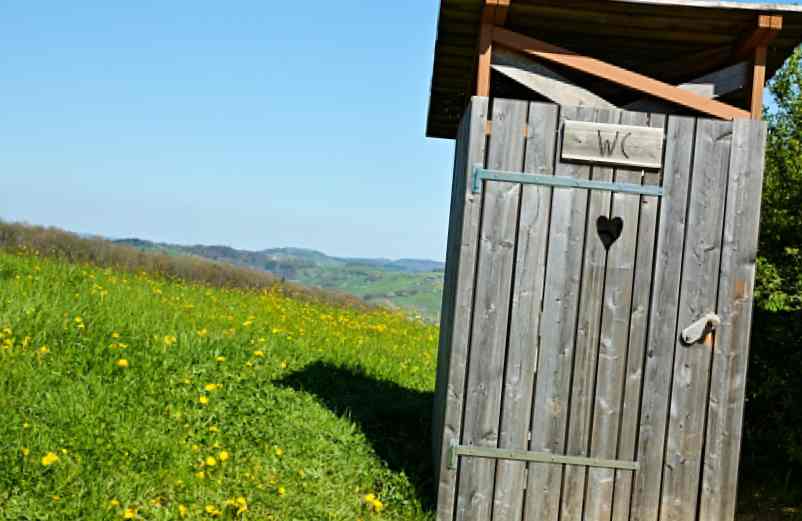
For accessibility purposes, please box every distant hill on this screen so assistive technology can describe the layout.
[114,239,445,320]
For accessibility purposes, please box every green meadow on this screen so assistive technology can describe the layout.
[0,247,439,520]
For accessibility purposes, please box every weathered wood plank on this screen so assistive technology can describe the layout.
[561,107,622,521]
[522,105,596,521]
[562,120,664,170]
[492,49,617,110]
[630,115,696,521]
[583,110,652,521]
[455,98,528,521]
[492,102,559,521]
[436,97,490,521]
[660,118,732,521]
[433,97,473,486]
[610,112,667,521]
[699,119,767,521]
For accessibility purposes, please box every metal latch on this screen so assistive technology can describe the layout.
[681,313,721,345]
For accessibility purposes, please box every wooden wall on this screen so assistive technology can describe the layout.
[432,96,767,521]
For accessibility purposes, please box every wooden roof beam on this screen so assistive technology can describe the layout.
[491,26,751,120]
[481,0,511,26]
[736,14,783,61]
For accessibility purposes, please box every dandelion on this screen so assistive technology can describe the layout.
[122,507,137,519]
[243,320,253,327]
[205,456,217,467]
[277,486,286,497]
[198,395,209,405]
[274,447,284,457]
[253,350,265,358]
[215,356,226,363]
[52,495,61,502]
[112,332,120,339]
[204,383,222,392]
[41,451,59,466]
[205,504,222,517]
[21,447,30,457]
[208,425,220,433]
[279,361,288,369]
[195,470,206,479]
[197,329,208,337]
[115,358,129,369]
[110,499,120,508]
[163,335,177,347]
[178,504,189,518]
[218,450,230,462]
[37,346,49,356]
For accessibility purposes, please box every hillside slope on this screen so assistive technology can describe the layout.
[0,250,438,520]
[114,239,445,320]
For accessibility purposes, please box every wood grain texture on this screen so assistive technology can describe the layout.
[522,105,596,521]
[561,107,622,521]
[584,110,652,521]
[436,97,490,521]
[432,96,473,484]
[611,113,667,521]
[660,118,732,521]
[630,115,696,521]
[492,102,559,521]
[699,119,766,521]
[455,98,528,521]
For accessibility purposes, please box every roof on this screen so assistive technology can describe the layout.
[426,0,802,138]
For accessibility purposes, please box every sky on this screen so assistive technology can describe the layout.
[0,2,454,260]
[1,2,800,261]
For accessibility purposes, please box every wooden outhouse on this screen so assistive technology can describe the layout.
[428,2,802,521]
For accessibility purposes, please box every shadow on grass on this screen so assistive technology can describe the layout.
[275,361,435,509]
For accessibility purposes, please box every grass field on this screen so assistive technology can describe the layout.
[0,247,439,520]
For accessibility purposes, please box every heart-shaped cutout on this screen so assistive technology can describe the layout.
[597,216,623,249]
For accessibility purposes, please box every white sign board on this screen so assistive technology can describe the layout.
[561,120,664,169]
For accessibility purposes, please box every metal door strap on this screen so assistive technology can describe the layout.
[448,440,639,471]
[472,165,664,197]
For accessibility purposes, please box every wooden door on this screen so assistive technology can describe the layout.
[432,97,766,521]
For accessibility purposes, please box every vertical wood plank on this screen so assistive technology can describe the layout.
[455,98,528,521]
[433,99,474,485]
[660,119,732,521]
[492,102,559,521]
[699,120,767,521]
[436,97,490,521]
[610,113,667,521]
[630,115,696,521]
[583,110,651,521]
[522,105,595,521]
[561,107,622,521]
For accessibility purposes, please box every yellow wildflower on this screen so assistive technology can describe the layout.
[243,320,253,327]
[110,499,120,508]
[208,425,220,433]
[38,346,49,355]
[274,447,284,457]
[198,395,209,405]
[253,350,265,357]
[277,486,286,497]
[218,450,230,462]
[279,361,288,369]
[205,504,222,517]
[115,359,129,369]
[195,470,206,479]
[52,495,60,502]
[163,335,177,347]
[41,451,59,466]
[122,507,137,519]
[112,332,120,339]
[197,329,208,337]
[372,499,384,512]
[178,504,188,518]
[21,447,30,457]
[204,383,222,392]
[215,356,226,363]
[205,456,217,466]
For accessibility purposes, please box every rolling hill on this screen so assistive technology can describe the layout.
[114,239,446,321]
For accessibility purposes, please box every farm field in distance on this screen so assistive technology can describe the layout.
[0,247,438,520]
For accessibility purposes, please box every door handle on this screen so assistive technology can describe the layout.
[681,313,721,345]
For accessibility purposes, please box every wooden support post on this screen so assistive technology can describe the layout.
[751,45,767,119]
[476,23,493,97]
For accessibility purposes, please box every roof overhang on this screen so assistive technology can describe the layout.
[426,0,802,138]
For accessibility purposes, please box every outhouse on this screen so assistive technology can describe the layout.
[428,2,802,521]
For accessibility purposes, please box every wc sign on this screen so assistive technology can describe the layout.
[561,120,664,170]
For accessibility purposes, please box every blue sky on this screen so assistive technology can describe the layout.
[0,2,453,260]
[1,2,799,260]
